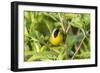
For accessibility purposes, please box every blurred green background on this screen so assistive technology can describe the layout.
[24,11,90,62]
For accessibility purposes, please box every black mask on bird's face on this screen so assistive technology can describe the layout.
[53,28,59,38]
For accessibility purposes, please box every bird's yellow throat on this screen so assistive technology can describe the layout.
[50,28,63,45]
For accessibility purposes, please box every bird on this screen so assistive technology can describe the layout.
[49,28,63,45]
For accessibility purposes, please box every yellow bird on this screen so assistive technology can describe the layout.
[49,28,63,45]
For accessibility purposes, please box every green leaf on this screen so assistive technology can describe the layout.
[43,12,59,22]
[28,51,57,61]
[24,26,28,35]
[71,15,83,28]
[67,34,77,48]
[40,46,48,52]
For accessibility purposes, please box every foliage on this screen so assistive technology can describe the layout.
[24,11,90,62]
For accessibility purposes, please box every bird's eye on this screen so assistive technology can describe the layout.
[54,29,59,38]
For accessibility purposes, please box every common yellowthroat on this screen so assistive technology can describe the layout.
[49,28,63,45]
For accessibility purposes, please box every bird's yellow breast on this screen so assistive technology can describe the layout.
[50,32,63,45]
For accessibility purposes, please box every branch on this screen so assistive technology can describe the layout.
[71,36,86,59]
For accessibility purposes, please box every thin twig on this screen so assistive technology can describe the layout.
[66,24,70,33]
[45,21,52,34]
[58,13,65,32]
[71,36,86,59]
